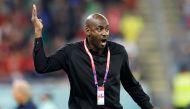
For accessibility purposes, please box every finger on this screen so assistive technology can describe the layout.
[32,4,37,19]
[31,5,38,23]
[33,4,37,18]
[32,5,35,21]
[32,4,34,18]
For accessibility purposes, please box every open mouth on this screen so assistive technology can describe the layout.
[101,39,107,43]
[100,39,107,47]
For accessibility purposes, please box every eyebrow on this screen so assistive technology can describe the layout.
[96,25,109,28]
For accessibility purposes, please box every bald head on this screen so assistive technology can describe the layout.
[12,80,32,104]
[85,13,109,28]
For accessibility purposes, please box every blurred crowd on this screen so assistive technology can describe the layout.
[0,0,143,82]
[173,0,190,72]
[171,0,190,109]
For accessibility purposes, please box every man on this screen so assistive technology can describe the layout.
[172,65,190,109]
[32,4,154,109]
[12,79,37,109]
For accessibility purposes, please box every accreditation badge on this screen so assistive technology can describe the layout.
[97,86,105,105]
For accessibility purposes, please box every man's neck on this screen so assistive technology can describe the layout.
[86,38,104,55]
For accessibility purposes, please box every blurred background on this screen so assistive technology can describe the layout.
[0,0,190,109]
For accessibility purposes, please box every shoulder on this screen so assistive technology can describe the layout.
[55,40,83,57]
[27,100,37,109]
[58,40,83,52]
[108,41,126,54]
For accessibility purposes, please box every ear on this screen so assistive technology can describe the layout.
[85,26,90,36]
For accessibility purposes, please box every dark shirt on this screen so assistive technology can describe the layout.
[33,38,153,109]
[16,100,37,109]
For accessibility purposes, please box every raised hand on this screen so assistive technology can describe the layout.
[31,4,43,38]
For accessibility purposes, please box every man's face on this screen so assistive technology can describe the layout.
[87,17,109,50]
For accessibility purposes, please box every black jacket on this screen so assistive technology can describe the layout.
[33,38,153,109]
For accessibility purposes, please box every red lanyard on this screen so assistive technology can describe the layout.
[84,39,110,87]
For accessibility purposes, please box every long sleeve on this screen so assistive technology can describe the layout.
[120,47,153,109]
[33,38,68,73]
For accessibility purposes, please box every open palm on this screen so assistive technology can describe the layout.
[31,4,43,38]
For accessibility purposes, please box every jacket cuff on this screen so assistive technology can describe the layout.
[139,101,153,109]
[34,38,43,51]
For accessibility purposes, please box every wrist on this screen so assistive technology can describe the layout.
[35,30,42,38]
[35,32,42,38]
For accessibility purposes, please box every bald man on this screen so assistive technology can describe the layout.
[12,80,37,109]
[32,4,154,109]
